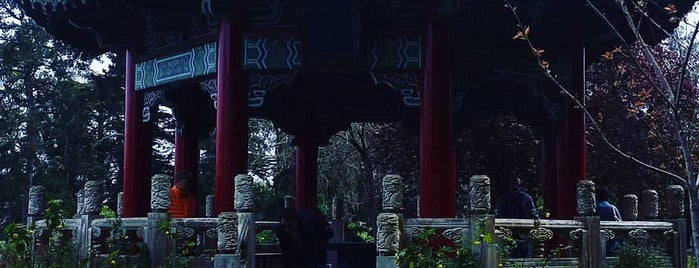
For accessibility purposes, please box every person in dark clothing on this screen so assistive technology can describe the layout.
[496,177,536,219]
[596,186,622,255]
[496,177,536,258]
[276,207,333,268]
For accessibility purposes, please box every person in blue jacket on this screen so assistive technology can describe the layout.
[596,186,622,255]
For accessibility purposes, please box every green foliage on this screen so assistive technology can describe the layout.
[34,199,82,267]
[0,199,81,267]
[616,243,664,268]
[397,228,476,268]
[0,223,33,267]
[94,208,147,268]
[256,229,278,244]
[347,221,374,242]
[689,254,696,268]
[100,205,117,219]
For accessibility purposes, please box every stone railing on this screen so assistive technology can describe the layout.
[376,176,688,268]
[28,174,274,268]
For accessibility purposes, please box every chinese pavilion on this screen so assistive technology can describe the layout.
[16,0,695,220]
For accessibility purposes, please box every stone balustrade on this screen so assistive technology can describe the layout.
[24,175,688,268]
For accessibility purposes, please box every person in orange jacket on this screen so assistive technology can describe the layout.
[169,170,197,218]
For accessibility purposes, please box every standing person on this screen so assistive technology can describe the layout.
[276,207,333,268]
[595,186,622,221]
[496,177,536,219]
[596,186,622,255]
[496,177,536,258]
[168,170,197,218]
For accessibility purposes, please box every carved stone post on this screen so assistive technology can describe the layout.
[382,174,403,212]
[469,175,491,214]
[27,185,46,225]
[576,180,596,216]
[117,192,124,217]
[575,180,602,266]
[76,188,85,216]
[27,185,46,257]
[151,174,171,213]
[621,194,638,220]
[147,174,174,267]
[215,212,240,268]
[376,175,404,268]
[206,195,216,218]
[468,175,496,268]
[329,197,345,268]
[641,190,659,220]
[79,181,103,260]
[376,213,400,268]
[235,174,255,268]
[666,185,684,218]
[284,195,295,208]
[666,185,687,268]
[83,181,102,215]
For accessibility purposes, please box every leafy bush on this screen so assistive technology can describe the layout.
[0,199,82,268]
[616,242,664,268]
[397,228,476,268]
[256,229,278,244]
[347,221,374,242]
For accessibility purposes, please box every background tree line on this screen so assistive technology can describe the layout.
[4,0,698,247]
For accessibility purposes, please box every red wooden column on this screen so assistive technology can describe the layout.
[419,15,456,218]
[553,3,587,220]
[123,50,153,217]
[174,119,199,176]
[295,118,319,210]
[542,128,558,217]
[215,19,248,214]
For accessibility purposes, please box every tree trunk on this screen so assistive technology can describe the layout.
[688,186,699,267]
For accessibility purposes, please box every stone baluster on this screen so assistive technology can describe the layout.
[215,212,240,267]
[206,194,216,218]
[147,174,175,267]
[83,181,102,215]
[150,174,171,213]
[27,185,46,257]
[284,195,295,208]
[377,174,404,268]
[376,213,400,268]
[329,197,345,268]
[621,194,638,220]
[666,185,684,219]
[76,188,85,216]
[469,175,496,268]
[117,192,124,218]
[576,180,596,217]
[27,185,46,225]
[575,180,603,266]
[666,185,688,268]
[235,174,255,268]
[641,190,658,220]
[79,181,103,260]
[382,174,403,213]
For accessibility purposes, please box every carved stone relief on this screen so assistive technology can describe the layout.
[469,175,491,214]
[382,174,403,211]
[576,180,596,216]
[151,174,172,211]
[234,174,254,211]
[376,213,400,256]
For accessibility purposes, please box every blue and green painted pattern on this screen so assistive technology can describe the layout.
[133,36,421,90]
[135,42,217,91]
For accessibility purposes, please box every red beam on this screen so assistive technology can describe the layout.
[215,20,248,215]
[123,50,152,217]
[419,15,456,218]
